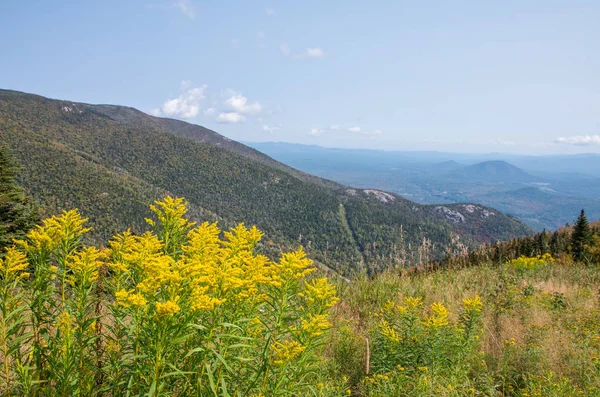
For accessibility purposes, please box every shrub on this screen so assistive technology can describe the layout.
[0,197,338,396]
[507,253,554,274]
[366,295,490,394]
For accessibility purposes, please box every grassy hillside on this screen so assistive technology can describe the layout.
[1,198,598,396]
[330,254,600,396]
[0,89,532,275]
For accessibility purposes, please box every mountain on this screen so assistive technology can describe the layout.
[0,89,532,275]
[246,142,600,231]
[448,160,539,183]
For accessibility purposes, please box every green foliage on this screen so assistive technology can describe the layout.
[0,145,38,252]
[435,215,600,270]
[0,89,532,275]
[1,197,339,396]
[1,196,600,395]
[329,257,600,396]
[571,209,592,262]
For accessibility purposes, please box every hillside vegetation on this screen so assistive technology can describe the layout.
[1,197,599,396]
[0,89,532,275]
[248,142,600,231]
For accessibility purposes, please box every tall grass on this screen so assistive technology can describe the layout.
[1,197,600,396]
[331,255,600,396]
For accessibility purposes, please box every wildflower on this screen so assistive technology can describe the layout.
[18,272,31,280]
[424,302,449,328]
[15,210,89,258]
[67,246,104,284]
[272,340,306,365]
[403,296,423,310]
[148,196,196,234]
[301,278,339,309]
[273,247,315,283]
[189,285,225,312]
[57,311,74,334]
[379,320,401,343]
[115,289,147,308]
[0,247,28,279]
[462,295,483,313]
[301,314,331,337]
[155,298,181,317]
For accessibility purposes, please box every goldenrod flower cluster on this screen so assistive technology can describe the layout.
[271,340,306,365]
[0,247,28,280]
[0,196,339,396]
[508,253,554,272]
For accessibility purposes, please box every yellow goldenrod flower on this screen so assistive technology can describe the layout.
[155,298,181,317]
[403,296,423,310]
[302,278,339,308]
[462,295,483,314]
[424,302,449,328]
[0,247,28,279]
[273,247,315,283]
[272,340,306,365]
[379,320,401,343]
[301,314,331,337]
[115,289,147,308]
[190,285,224,312]
[67,246,104,284]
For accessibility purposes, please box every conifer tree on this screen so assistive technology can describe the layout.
[571,209,592,262]
[0,144,38,251]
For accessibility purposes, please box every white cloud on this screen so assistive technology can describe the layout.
[305,48,324,58]
[265,8,275,16]
[262,125,280,133]
[309,128,325,136]
[311,125,383,137]
[153,81,206,119]
[172,0,195,18]
[282,45,325,59]
[225,94,262,115]
[496,139,516,145]
[554,135,600,146]
[204,107,216,116]
[216,112,245,124]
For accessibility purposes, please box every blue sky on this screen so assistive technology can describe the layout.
[1,0,599,154]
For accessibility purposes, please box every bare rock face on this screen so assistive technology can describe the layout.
[435,206,465,223]
[364,189,396,203]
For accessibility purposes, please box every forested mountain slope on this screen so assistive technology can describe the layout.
[0,89,532,274]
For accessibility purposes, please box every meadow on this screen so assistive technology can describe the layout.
[1,197,599,396]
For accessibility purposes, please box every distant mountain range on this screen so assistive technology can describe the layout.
[247,142,600,231]
[448,160,539,183]
[0,89,532,275]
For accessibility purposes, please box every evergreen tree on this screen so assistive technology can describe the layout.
[536,229,548,255]
[0,144,38,251]
[549,231,560,256]
[571,209,592,262]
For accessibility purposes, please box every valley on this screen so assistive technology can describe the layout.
[248,142,600,231]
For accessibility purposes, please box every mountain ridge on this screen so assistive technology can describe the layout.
[0,89,533,274]
[448,160,539,183]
